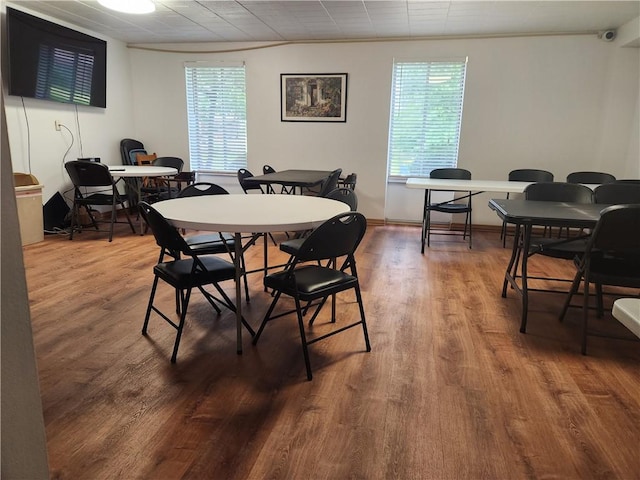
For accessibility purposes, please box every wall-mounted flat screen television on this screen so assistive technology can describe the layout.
[7,7,107,108]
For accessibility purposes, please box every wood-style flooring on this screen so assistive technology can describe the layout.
[22,223,640,479]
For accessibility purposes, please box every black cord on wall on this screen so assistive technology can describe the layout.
[20,97,32,174]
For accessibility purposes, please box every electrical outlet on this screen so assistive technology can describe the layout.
[54,120,61,131]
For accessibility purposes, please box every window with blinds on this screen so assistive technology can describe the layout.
[387,59,467,179]
[185,63,247,173]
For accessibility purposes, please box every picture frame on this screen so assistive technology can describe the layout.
[281,73,348,122]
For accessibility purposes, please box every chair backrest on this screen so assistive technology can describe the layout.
[524,182,594,203]
[508,169,554,182]
[296,212,367,263]
[567,171,616,184]
[430,168,471,180]
[138,201,190,255]
[153,156,184,173]
[318,168,343,197]
[325,187,358,211]
[588,204,640,255]
[263,165,276,174]
[136,152,157,166]
[341,172,357,190]
[594,182,640,204]
[237,168,263,193]
[614,179,640,184]
[177,182,229,197]
[120,138,144,165]
[65,160,113,187]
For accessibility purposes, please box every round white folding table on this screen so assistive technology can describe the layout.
[152,194,350,353]
[108,165,178,178]
[108,165,178,233]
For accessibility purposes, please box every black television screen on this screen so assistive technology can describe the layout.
[7,7,107,108]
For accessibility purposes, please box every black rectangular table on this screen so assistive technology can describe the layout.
[488,198,607,333]
[244,169,332,194]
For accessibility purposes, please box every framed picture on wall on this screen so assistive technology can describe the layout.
[281,73,348,122]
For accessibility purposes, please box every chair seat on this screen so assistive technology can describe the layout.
[265,265,357,299]
[280,237,305,256]
[154,256,236,289]
[530,237,590,259]
[186,233,235,255]
[428,203,471,214]
[584,255,640,286]
[76,193,117,205]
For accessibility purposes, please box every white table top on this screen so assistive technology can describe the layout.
[612,298,640,339]
[406,177,599,194]
[406,178,534,193]
[153,194,351,233]
[108,165,178,177]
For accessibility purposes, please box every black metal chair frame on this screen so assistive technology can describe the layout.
[317,168,343,197]
[252,212,371,380]
[338,172,357,190]
[558,204,640,354]
[237,169,277,250]
[262,165,294,194]
[501,169,554,247]
[509,182,594,295]
[424,168,473,249]
[138,201,254,363]
[119,138,146,210]
[140,156,185,202]
[176,183,252,302]
[65,160,135,242]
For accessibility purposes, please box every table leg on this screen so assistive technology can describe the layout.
[135,179,145,235]
[502,222,521,297]
[421,189,428,254]
[234,232,243,354]
[519,224,532,333]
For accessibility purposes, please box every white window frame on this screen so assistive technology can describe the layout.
[185,61,247,174]
[387,58,468,180]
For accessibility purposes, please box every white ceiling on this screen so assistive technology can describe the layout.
[8,1,640,44]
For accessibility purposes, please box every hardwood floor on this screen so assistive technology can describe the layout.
[22,223,639,479]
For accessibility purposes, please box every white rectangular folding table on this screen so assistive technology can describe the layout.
[405,178,535,253]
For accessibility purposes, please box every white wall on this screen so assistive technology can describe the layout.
[5,5,136,205]
[5,8,639,224]
[129,35,639,225]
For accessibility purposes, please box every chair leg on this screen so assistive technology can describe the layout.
[171,289,192,363]
[559,269,583,322]
[581,277,590,355]
[240,254,250,303]
[142,276,161,334]
[425,208,431,248]
[294,296,313,381]
[210,283,255,336]
[109,201,117,242]
[355,283,371,352]
[595,283,604,317]
[252,291,282,344]
[69,203,78,240]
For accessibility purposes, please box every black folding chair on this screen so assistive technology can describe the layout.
[558,204,640,354]
[424,168,473,248]
[253,212,371,380]
[64,160,135,242]
[138,201,254,363]
[176,183,251,302]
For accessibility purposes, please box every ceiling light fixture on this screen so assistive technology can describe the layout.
[98,0,155,14]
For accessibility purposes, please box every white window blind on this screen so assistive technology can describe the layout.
[185,63,247,173]
[387,59,467,179]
